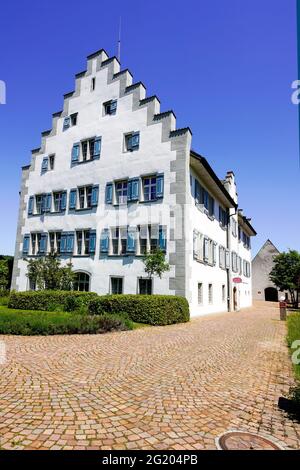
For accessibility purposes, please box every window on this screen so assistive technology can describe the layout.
[111,228,119,255]
[204,238,216,265]
[91,77,96,91]
[231,219,237,237]
[242,232,251,249]
[125,132,140,152]
[139,225,148,255]
[72,138,101,164]
[111,277,123,294]
[219,246,226,269]
[49,232,63,254]
[143,175,164,201]
[194,180,215,218]
[198,283,203,305]
[74,272,90,292]
[35,195,44,215]
[70,185,98,210]
[41,154,55,173]
[115,180,128,205]
[219,207,228,228]
[53,192,66,212]
[193,230,204,262]
[143,176,157,202]
[30,233,47,255]
[222,285,226,302]
[232,252,238,273]
[29,278,36,291]
[104,100,117,115]
[70,113,77,126]
[63,113,77,131]
[208,284,213,304]
[75,230,96,256]
[139,278,152,295]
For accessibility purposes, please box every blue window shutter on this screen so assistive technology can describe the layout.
[105,183,113,204]
[23,235,30,255]
[159,226,167,252]
[130,179,139,201]
[60,234,67,253]
[91,185,99,206]
[110,100,117,113]
[41,157,48,172]
[127,180,132,201]
[39,234,47,254]
[61,192,67,211]
[28,196,34,215]
[89,231,96,254]
[131,132,140,148]
[100,229,109,253]
[156,175,164,199]
[93,138,101,159]
[69,189,77,209]
[44,193,52,212]
[195,180,201,204]
[63,117,70,131]
[71,143,80,163]
[66,233,74,253]
[127,228,136,253]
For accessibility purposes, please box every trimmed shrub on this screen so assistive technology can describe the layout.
[88,294,190,326]
[0,308,133,335]
[8,290,98,312]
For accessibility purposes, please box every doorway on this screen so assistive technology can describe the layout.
[264,287,278,302]
[233,287,238,311]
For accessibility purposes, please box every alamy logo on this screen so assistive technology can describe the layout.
[291,80,300,105]
[291,340,300,365]
[0,341,6,364]
[0,80,6,104]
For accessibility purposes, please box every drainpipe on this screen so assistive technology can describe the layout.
[226,207,237,312]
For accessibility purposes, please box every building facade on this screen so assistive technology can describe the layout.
[252,239,281,302]
[12,49,256,316]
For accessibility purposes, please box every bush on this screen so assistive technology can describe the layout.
[287,312,300,381]
[8,290,98,312]
[0,307,133,335]
[88,294,190,326]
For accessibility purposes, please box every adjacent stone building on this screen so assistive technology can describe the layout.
[11,48,256,316]
[252,239,280,301]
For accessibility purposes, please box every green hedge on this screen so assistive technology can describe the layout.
[0,307,133,335]
[8,290,98,312]
[88,295,190,326]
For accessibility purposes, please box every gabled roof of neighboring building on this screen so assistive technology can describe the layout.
[252,239,280,262]
[190,150,238,209]
[238,211,257,236]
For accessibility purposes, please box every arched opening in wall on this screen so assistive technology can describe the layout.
[73,272,90,292]
[264,287,278,302]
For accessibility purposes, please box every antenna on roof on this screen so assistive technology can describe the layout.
[117,16,121,62]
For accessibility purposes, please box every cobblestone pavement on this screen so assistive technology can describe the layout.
[0,302,299,450]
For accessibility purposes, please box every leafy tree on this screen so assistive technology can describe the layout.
[269,250,300,307]
[143,249,170,280]
[26,253,75,290]
[0,259,9,290]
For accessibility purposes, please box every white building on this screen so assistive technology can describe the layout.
[12,48,256,316]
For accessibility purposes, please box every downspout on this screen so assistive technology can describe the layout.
[226,207,237,312]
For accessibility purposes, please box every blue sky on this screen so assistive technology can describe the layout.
[0,0,298,256]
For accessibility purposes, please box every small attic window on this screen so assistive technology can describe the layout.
[104,100,117,116]
[91,77,96,91]
[70,113,77,126]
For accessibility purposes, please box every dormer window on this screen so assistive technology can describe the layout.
[104,100,117,115]
[125,132,140,152]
